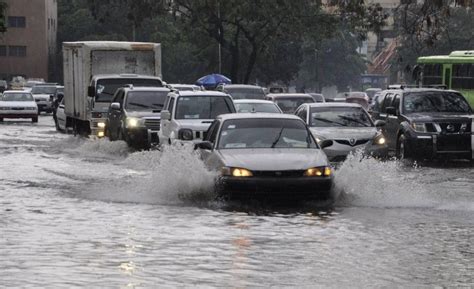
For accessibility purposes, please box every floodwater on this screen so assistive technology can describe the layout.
[1,116,473,288]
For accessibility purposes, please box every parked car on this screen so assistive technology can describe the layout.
[55,97,67,131]
[371,88,473,160]
[365,88,382,104]
[216,84,266,100]
[295,103,388,162]
[344,92,370,109]
[234,99,282,113]
[309,93,325,103]
[265,93,315,114]
[169,84,202,91]
[159,90,236,144]
[106,86,170,149]
[0,91,38,123]
[30,84,59,113]
[195,113,334,199]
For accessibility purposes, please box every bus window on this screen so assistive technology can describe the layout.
[423,64,443,85]
[452,64,474,90]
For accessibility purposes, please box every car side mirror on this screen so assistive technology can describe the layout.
[194,141,213,150]
[386,107,396,115]
[319,139,333,149]
[88,86,95,97]
[110,102,121,110]
[161,110,171,120]
[374,120,386,127]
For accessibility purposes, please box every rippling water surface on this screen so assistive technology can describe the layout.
[1,117,473,287]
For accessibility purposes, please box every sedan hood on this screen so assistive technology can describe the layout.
[127,111,161,119]
[0,101,37,107]
[217,148,329,171]
[309,127,378,140]
[176,119,214,131]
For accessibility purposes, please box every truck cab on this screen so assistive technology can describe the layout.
[87,74,163,137]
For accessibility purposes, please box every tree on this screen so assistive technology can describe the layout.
[394,4,474,82]
[0,0,7,33]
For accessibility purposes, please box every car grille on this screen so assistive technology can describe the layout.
[334,139,370,146]
[438,122,471,134]
[252,170,306,178]
[193,131,207,139]
[144,119,160,131]
[11,107,25,111]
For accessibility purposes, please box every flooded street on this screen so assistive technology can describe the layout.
[1,116,473,287]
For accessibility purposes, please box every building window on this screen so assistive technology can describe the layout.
[8,16,26,28]
[8,46,27,57]
[0,46,6,56]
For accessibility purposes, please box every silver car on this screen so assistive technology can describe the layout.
[295,103,388,162]
[195,113,334,199]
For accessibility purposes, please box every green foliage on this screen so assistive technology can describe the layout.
[394,6,474,83]
[0,0,7,33]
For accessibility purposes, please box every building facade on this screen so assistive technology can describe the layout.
[0,0,57,82]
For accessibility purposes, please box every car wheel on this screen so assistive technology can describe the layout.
[396,134,411,159]
[32,117,38,123]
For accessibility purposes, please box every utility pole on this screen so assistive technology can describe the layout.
[217,0,222,74]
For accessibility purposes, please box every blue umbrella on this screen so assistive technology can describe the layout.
[195,73,232,88]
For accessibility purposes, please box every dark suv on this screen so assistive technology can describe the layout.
[106,86,170,149]
[371,87,473,160]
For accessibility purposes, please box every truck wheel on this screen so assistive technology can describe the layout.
[396,134,411,159]
[32,117,38,123]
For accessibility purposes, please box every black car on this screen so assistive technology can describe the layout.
[371,88,473,160]
[106,86,170,149]
[216,84,266,100]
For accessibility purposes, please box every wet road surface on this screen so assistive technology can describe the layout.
[1,116,473,287]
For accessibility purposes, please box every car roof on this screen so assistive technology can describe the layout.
[216,113,301,121]
[233,99,276,104]
[382,88,459,94]
[123,86,170,92]
[172,91,229,97]
[222,84,263,89]
[3,90,30,94]
[305,102,362,108]
[267,93,313,98]
[91,74,163,81]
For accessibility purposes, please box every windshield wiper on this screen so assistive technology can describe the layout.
[312,117,346,127]
[271,127,285,148]
[337,115,370,127]
[128,102,151,109]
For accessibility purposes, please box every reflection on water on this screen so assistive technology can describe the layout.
[1,117,473,287]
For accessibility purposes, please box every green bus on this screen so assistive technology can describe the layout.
[417,50,474,107]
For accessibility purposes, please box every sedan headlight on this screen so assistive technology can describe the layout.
[373,133,386,145]
[126,117,144,128]
[178,128,194,141]
[411,122,427,133]
[221,167,253,177]
[26,107,37,111]
[304,166,332,177]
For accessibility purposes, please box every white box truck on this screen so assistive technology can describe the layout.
[63,41,163,136]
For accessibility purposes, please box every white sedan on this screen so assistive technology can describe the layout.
[0,91,39,123]
[234,99,282,113]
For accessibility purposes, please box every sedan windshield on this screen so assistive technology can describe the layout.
[31,86,57,94]
[175,96,234,119]
[96,78,163,102]
[2,93,34,101]
[403,91,471,113]
[125,91,169,111]
[275,98,314,113]
[310,107,373,127]
[218,118,317,149]
[235,103,280,113]
[225,87,265,100]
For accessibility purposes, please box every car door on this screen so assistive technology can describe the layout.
[385,94,400,150]
[160,96,175,140]
[56,98,67,130]
[108,90,124,137]
[201,120,223,170]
